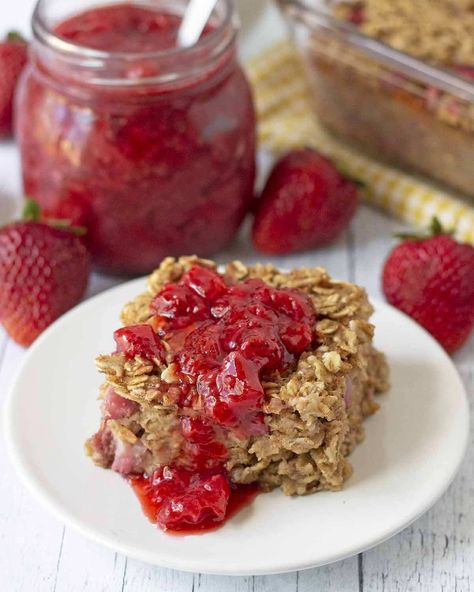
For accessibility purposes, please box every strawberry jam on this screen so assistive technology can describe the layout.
[114,324,166,363]
[130,471,260,534]
[120,265,316,533]
[16,1,255,274]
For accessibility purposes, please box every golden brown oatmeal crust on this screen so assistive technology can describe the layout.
[87,256,389,495]
[334,0,474,66]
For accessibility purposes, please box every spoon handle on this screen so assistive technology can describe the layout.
[177,0,219,48]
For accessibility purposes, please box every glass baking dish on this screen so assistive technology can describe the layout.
[276,0,474,197]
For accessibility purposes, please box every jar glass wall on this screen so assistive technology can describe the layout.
[16,0,256,274]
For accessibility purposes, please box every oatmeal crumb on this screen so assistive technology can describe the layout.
[322,351,343,373]
[161,363,179,384]
[334,0,474,65]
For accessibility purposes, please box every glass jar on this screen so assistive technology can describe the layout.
[16,0,256,274]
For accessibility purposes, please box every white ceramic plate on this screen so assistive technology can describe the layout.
[4,277,469,576]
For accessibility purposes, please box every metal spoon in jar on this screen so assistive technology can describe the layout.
[177,0,220,48]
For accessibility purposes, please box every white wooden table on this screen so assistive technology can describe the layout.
[1,1,473,590]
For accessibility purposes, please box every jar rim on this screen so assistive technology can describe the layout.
[32,0,236,61]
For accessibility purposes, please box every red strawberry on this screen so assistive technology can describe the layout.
[252,149,359,255]
[0,32,28,138]
[382,219,474,353]
[0,200,90,346]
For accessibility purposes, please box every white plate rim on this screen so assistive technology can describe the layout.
[3,277,470,576]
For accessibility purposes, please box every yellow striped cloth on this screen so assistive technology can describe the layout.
[245,42,474,245]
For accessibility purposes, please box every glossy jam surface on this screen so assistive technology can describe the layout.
[118,265,316,532]
[17,4,255,274]
[130,471,260,534]
[119,265,316,437]
[55,4,183,52]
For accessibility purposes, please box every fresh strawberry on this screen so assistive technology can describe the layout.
[382,219,474,353]
[0,200,90,346]
[252,149,359,255]
[0,32,28,138]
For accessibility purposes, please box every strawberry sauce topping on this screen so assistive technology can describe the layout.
[117,265,316,532]
[114,324,166,363]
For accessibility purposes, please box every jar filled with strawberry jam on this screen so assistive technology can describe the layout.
[16,0,256,274]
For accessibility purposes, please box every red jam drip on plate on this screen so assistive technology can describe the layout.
[129,469,260,535]
[114,265,316,532]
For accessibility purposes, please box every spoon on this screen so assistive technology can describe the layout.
[177,0,220,48]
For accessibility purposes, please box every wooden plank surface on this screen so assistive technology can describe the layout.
[1,206,473,591]
[2,0,471,586]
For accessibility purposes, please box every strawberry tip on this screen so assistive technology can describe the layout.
[394,217,455,241]
[6,31,26,44]
[22,198,41,222]
[333,161,366,189]
[301,147,366,188]
[47,219,88,236]
[21,198,87,236]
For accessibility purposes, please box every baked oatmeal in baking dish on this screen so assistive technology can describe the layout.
[277,0,474,196]
[85,257,389,533]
